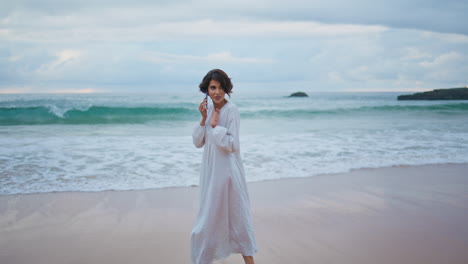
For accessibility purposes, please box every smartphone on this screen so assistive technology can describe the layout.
[205,93,209,109]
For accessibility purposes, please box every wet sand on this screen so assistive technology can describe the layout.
[1,163,468,264]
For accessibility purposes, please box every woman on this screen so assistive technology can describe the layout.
[190,69,257,264]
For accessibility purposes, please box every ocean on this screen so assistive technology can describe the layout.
[1,91,468,195]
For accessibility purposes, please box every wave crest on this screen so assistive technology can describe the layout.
[0,106,197,125]
[1,102,467,125]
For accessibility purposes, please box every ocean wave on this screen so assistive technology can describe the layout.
[0,106,197,125]
[1,102,467,125]
[242,103,468,118]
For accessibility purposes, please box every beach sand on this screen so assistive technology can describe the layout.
[1,163,468,264]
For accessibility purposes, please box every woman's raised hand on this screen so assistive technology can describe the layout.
[198,98,208,120]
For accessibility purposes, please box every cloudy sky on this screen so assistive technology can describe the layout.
[1,0,467,93]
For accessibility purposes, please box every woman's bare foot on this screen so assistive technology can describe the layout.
[242,255,255,264]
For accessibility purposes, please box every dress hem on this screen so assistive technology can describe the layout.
[211,248,258,263]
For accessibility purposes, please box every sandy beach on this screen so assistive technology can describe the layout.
[1,163,468,264]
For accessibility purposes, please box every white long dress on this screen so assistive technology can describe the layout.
[190,101,257,264]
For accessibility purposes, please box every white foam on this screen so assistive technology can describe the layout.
[1,119,468,195]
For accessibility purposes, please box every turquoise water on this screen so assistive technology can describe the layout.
[1,102,467,125]
[1,91,468,195]
[1,93,468,125]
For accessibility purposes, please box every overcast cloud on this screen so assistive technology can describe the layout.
[1,0,467,93]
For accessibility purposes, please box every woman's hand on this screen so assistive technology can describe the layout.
[198,98,208,125]
[198,98,208,118]
[211,108,220,128]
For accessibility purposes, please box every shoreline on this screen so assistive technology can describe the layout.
[1,162,467,197]
[1,163,468,263]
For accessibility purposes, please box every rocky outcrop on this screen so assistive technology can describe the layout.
[289,92,309,97]
[397,88,468,100]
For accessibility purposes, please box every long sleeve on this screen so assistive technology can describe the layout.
[211,106,240,153]
[192,123,206,148]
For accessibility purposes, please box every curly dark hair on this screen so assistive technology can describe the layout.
[199,69,233,97]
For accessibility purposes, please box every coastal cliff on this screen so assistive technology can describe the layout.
[398,87,468,100]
